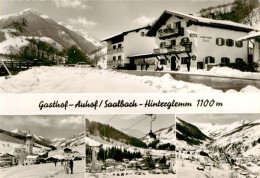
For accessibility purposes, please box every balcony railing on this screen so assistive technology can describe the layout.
[154,43,192,54]
[158,27,184,40]
[107,47,124,54]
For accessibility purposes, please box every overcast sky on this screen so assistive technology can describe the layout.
[0,0,234,39]
[177,114,260,124]
[86,114,175,135]
[0,115,84,139]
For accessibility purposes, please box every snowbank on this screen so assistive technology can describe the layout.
[176,66,260,80]
[0,66,259,93]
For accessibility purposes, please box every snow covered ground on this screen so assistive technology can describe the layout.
[177,155,235,178]
[0,66,259,93]
[165,66,260,80]
[0,160,84,178]
[86,171,176,178]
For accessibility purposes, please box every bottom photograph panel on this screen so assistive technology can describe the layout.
[85,114,176,178]
[0,115,85,178]
[176,114,260,178]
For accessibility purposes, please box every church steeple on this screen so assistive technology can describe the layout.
[26,131,33,155]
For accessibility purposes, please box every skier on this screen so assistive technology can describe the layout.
[69,159,74,174]
[141,62,144,71]
[54,159,57,167]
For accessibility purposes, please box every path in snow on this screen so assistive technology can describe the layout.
[86,171,176,178]
[177,159,234,178]
[0,66,259,93]
[0,160,84,178]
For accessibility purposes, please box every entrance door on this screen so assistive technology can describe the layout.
[171,56,176,71]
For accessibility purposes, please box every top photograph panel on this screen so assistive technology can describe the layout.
[1,0,260,93]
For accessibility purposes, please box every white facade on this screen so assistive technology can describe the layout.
[147,10,255,71]
[104,26,157,69]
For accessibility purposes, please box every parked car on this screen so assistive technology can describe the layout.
[197,165,205,171]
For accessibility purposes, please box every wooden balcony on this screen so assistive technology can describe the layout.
[153,43,192,54]
[158,27,184,40]
[107,47,124,54]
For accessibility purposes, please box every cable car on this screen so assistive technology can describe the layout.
[145,114,157,140]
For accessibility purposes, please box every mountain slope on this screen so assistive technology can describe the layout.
[208,119,260,157]
[141,125,175,145]
[176,117,211,146]
[0,8,103,55]
[85,119,147,148]
[194,120,250,138]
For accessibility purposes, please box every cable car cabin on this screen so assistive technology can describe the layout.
[149,130,156,140]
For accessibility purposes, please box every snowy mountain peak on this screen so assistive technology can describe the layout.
[20,8,42,15]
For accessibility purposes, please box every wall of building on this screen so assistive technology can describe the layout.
[124,29,158,64]
[155,15,198,71]
[154,14,251,71]
[197,26,249,66]
[106,40,124,68]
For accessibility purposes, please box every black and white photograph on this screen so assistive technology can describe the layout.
[176,114,260,178]
[0,115,85,178]
[85,114,176,177]
[0,0,260,93]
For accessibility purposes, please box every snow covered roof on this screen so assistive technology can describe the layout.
[102,26,151,42]
[237,32,260,41]
[147,10,256,36]
[85,137,101,147]
[26,155,38,159]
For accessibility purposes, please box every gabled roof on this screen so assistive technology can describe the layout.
[237,32,260,41]
[102,26,151,42]
[146,10,256,36]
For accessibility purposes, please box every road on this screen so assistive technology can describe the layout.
[0,160,84,178]
[177,159,235,178]
[118,70,260,92]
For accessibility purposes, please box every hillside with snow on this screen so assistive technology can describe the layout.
[178,117,260,158]
[141,125,175,146]
[86,119,175,157]
[176,117,211,149]
[208,119,260,157]
[0,8,103,55]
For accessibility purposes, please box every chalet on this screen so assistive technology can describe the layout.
[24,155,40,165]
[238,31,260,66]
[0,153,16,166]
[102,26,157,69]
[129,10,256,71]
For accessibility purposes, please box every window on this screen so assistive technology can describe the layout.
[181,57,188,64]
[166,24,171,29]
[180,37,189,45]
[113,45,116,49]
[160,59,166,65]
[235,41,243,48]
[141,32,145,36]
[206,56,215,64]
[216,38,224,46]
[221,57,230,64]
[118,55,122,60]
[160,42,166,48]
[118,44,122,48]
[171,40,176,46]
[113,56,116,61]
[226,39,234,47]
[235,58,243,63]
[175,21,181,29]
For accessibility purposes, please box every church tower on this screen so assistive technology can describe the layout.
[26,131,33,155]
